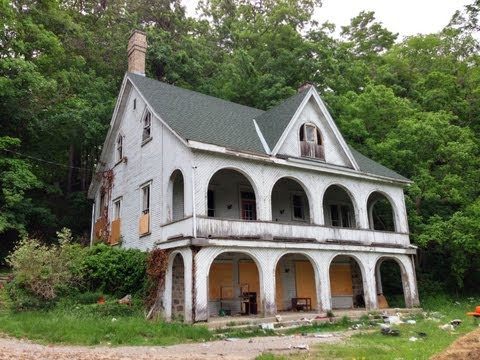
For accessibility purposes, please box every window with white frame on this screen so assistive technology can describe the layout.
[299,123,324,160]
[113,198,121,220]
[141,183,150,215]
[116,134,123,162]
[292,193,305,220]
[329,204,353,228]
[142,112,151,142]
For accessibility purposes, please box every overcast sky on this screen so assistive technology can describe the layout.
[182,0,472,38]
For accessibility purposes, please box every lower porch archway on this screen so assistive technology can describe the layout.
[207,252,261,317]
[329,255,366,309]
[375,257,408,308]
[275,253,318,312]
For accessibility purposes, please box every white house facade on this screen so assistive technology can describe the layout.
[88,31,420,323]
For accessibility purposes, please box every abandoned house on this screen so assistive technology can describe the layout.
[88,30,420,322]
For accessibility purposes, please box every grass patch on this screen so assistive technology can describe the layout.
[267,295,480,360]
[0,297,212,346]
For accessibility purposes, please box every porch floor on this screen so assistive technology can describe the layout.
[202,308,423,330]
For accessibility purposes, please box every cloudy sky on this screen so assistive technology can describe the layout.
[182,0,472,38]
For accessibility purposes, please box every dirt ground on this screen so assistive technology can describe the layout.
[431,328,480,360]
[0,332,345,360]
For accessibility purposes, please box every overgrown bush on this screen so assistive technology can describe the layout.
[79,244,147,297]
[6,228,84,308]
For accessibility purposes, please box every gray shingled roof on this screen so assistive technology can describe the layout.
[254,89,310,150]
[349,147,409,182]
[128,73,265,153]
[127,73,409,182]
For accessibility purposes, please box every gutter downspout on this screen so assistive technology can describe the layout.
[192,166,197,239]
[90,202,95,247]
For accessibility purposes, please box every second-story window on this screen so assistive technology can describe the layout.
[116,134,123,162]
[329,204,352,228]
[299,124,324,160]
[142,112,151,142]
[292,194,305,220]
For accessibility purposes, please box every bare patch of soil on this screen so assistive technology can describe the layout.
[0,332,346,360]
[431,329,480,360]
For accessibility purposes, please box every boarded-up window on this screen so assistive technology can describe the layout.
[295,261,317,309]
[209,263,233,299]
[329,264,353,296]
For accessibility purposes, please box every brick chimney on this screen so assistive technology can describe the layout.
[298,81,314,93]
[127,30,147,76]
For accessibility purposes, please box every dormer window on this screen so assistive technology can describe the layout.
[116,134,123,162]
[142,112,151,142]
[299,124,324,160]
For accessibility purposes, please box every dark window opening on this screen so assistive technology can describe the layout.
[292,194,305,220]
[207,189,215,217]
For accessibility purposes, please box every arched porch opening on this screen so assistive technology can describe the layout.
[367,192,396,232]
[168,169,185,222]
[208,252,260,317]
[375,258,407,308]
[207,169,257,220]
[275,253,318,312]
[323,185,357,228]
[170,253,186,321]
[329,255,365,309]
[271,178,311,223]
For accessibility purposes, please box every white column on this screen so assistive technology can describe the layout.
[254,249,277,316]
[312,252,332,312]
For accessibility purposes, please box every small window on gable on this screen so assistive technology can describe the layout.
[133,98,136,110]
[116,134,123,162]
[299,124,324,160]
[142,112,151,142]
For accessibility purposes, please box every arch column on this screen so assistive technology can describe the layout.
[254,249,278,316]
[193,247,220,322]
[356,192,370,230]
[361,254,378,310]
[311,252,332,311]
[163,248,193,322]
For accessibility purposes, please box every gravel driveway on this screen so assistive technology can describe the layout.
[0,332,346,360]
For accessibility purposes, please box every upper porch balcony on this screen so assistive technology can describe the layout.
[162,169,410,249]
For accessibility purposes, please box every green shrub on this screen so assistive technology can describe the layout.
[6,229,84,307]
[3,280,55,311]
[69,301,142,318]
[79,244,147,297]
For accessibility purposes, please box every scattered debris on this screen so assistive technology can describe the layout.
[439,324,455,331]
[275,315,282,322]
[118,294,132,305]
[351,324,363,330]
[313,333,334,338]
[111,318,117,322]
[301,317,312,323]
[383,315,402,325]
[260,323,274,330]
[291,344,309,350]
[409,337,418,342]
[381,328,400,336]
[224,338,240,342]
[417,332,428,337]
[450,319,463,327]
[406,320,416,325]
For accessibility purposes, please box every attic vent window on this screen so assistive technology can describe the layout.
[299,124,324,160]
[133,98,136,110]
[142,112,151,143]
